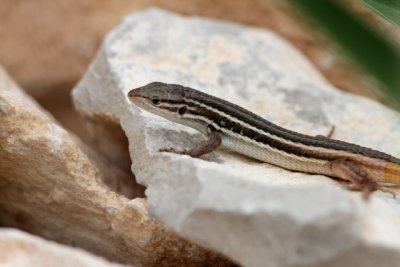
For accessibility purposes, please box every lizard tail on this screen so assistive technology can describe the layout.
[384,163,400,185]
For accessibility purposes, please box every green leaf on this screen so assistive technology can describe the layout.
[363,0,400,26]
[287,0,400,106]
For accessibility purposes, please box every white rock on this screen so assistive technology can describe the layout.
[73,8,400,267]
[0,229,126,267]
[0,66,229,266]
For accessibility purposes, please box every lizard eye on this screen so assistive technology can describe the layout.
[151,97,160,105]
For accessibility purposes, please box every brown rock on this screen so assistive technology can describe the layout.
[0,229,128,267]
[0,67,234,266]
[81,112,132,172]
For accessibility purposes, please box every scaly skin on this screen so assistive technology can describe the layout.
[128,82,400,198]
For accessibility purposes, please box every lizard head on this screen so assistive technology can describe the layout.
[128,82,187,119]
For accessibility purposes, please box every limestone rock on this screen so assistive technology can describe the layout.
[0,229,127,267]
[72,9,400,267]
[0,66,232,266]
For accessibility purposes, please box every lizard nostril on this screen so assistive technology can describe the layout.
[128,90,136,98]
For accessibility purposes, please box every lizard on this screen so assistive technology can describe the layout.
[128,82,400,198]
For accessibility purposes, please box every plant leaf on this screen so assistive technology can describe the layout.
[288,0,400,106]
[363,0,400,26]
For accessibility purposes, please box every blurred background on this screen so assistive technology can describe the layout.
[0,0,399,142]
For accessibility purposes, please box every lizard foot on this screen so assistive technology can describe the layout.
[159,147,188,155]
[331,158,396,200]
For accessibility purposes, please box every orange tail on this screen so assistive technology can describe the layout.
[384,163,400,185]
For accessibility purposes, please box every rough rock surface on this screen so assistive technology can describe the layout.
[0,229,127,267]
[0,66,232,266]
[73,9,400,267]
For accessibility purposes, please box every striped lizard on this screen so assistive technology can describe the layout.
[128,82,400,198]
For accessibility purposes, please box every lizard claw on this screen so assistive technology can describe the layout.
[159,147,187,155]
[379,187,397,199]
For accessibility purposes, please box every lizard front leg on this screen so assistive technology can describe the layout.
[160,127,221,157]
